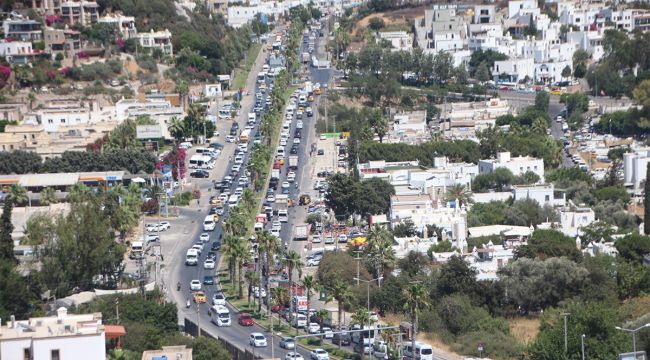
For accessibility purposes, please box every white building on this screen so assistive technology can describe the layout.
[440,98,510,138]
[479,151,545,182]
[389,193,468,245]
[388,110,429,144]
[566,30,605,62]
[508,0,539,19]
[0,41,37,64]
[559,205,596,237]
[98,14,138,39]
[623,148,650,189]
[226,0,309,28]
[2,19,42,42]
[414,4,470,66]
[27,99,114,133]
[137,29,173,55]
[512,183,566,207]
[0,308,106,360]
[377,31,413,51]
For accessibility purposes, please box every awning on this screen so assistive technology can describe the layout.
[19,173,79,187]
[105,325,126,337]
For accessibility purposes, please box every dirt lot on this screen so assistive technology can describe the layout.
[353,6,426,36]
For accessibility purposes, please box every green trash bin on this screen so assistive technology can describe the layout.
[319,289,328,301]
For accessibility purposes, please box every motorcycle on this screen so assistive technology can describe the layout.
[186,298,191,308]
[176,282,181,291]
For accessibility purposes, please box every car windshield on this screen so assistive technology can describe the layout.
[255,335,265,340]
[421,349,433,355]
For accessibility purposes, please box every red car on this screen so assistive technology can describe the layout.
[238,312,254,326]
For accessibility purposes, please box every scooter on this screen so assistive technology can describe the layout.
[177,282,181,291]
[186,298,191,308]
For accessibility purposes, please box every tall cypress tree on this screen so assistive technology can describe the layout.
[645,163,650,235]
[0,200,15,263]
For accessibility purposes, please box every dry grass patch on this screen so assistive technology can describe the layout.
[508,317,540,344]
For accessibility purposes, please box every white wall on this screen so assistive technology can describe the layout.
[32,333,106,360]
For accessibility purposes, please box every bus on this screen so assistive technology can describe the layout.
[240,129,251,143]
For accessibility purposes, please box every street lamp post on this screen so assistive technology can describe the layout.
[581,334,585,360]
[561,312,570,353]
[616,323,650,355]
[354,277,383,321]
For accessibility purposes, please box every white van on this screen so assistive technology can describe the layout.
[403,341,434,360]
[247,112,256,124]
[210,305,231,327]
[131,241,143,254]
[203,215,216,231]
[278,209,288,223]
[228,194,240,207]
[292,313,307,328]
[276,146,285,157]
[189,154,203,169]
[196,147,212,155]
[262,64,269,72]
[185,248,199,266]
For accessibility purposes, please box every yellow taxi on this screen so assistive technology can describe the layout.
[298,106,305,113]
[213,214,220,223]
[193,291,207,303]
[259,83,267,90]
[314,88,322,95]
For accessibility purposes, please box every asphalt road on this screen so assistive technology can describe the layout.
[164,21,337,360]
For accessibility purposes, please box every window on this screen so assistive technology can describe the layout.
[48,119,53,124]
[545,195,550,202]
[24,348,31,360]
[51,349,60,360]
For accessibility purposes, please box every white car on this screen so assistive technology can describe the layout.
[199,233,210,243]
[282,181,290,189]
[296,121,303,129]
[226,135,236,143]
[267,195,276,203]
[238,143,248,152]
[145,224,159,232]
[287,171,296,182]
[293,138,301,144]
[249,333,268,347]
[192,244,203,254]
[212,292,226,306]
[204,259,216,270]
[307,257,320,267]
[158,221,171,230]
[271,229,281,238]
[189,280,202,291]
[310,349,329,360]
[322,327,333,339]
[285,353,304,360]
[307,322,320,334]
[280,138,288,146]
[319,134,326,140]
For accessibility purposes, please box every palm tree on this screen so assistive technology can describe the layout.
[352,308,371,358]
[301,275,318,309]
[366,225,395,282]
[316,309,330,345]
[176,79,189,110]
[222,235,241,283]
[232,240,251,299]
[271,286,289,312]
[283,250,304,315]
[331,281,353,349]
[8,184,28,206]
[444,184,473,207]
[257,230,280,318]
[241,188,256,211]
[167,116,185,142]
[40,187,58,206]
[403,284,431,359]
[68,183,92,204]
[245,270,258,305]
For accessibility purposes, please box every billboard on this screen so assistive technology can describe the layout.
[136,125,162,139]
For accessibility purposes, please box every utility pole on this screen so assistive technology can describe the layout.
[581,334,585,360]
[353,250,363,286]
[561,312,570,353]
[197,303,201,337]
[115,298,120,323]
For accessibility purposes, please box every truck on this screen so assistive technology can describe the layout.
[293,295,308,312]
[304,81,313,95]
[301,52,311,63]
[239,129,251,143]
[288,155,299,170]
[275,194,289,222]
[293,223,311,241]
[271,168,280,180]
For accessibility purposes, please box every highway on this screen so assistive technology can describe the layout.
[164,20,335,360]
